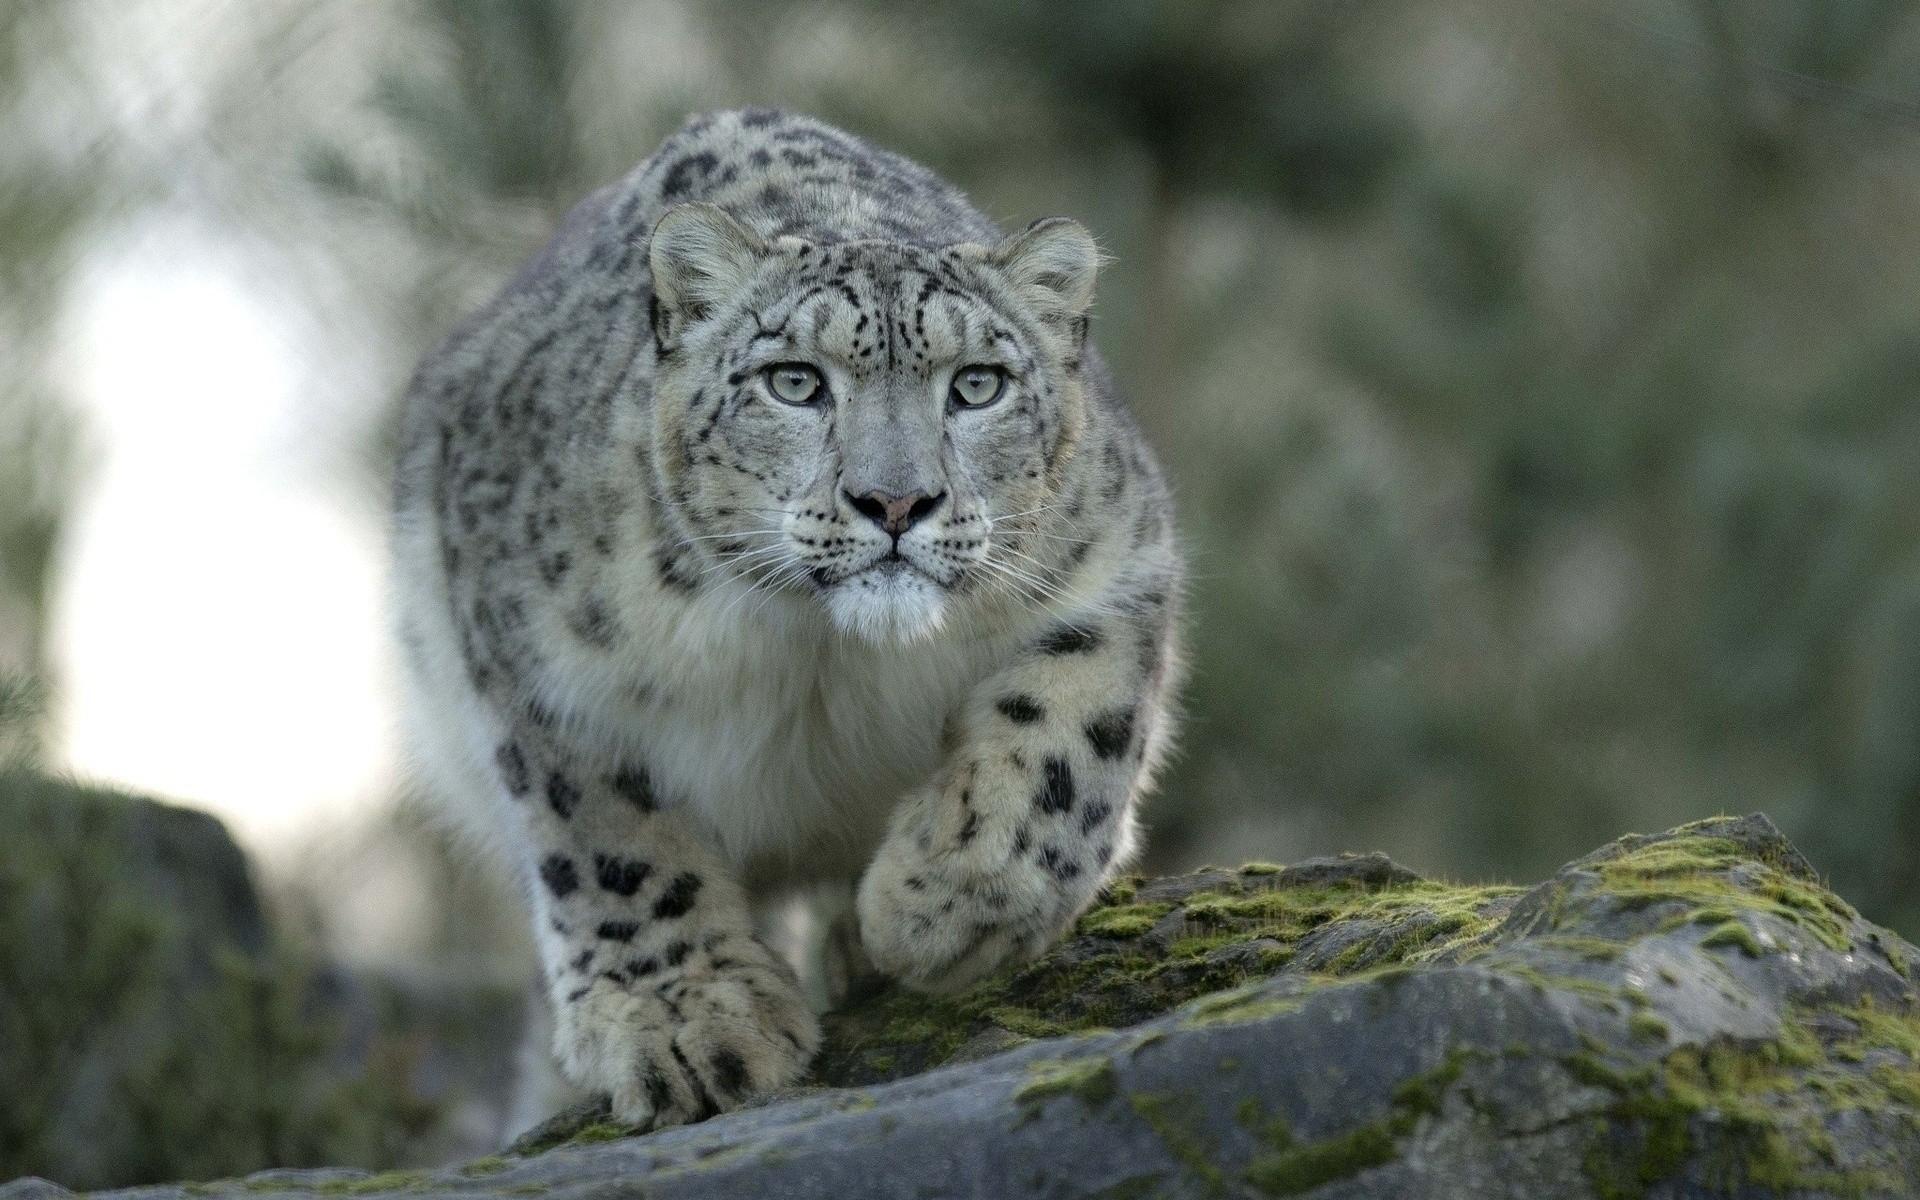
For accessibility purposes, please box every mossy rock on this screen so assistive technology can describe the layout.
[0,771,440,1191]
[30,813,1920,1200]
[812,849,1493,1087]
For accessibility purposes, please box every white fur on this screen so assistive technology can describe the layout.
[823,564,950,645]
[394,501,1025,896]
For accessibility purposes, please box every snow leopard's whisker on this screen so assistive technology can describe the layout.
[973,561,1036,604]
[990,503,1068,526]
[715,542,797,586]
[715,570,780,625]
[987,510,1076,551]
[672,531,784,576]
[977,557,1063,608]
[739,559,819,624]
[758,551,818,589]
[980,570,1059,622]
[996,544,1067,580]
[992,563,1074,608]
[715,538,790,564]
[712,530,789,557]
[1010,530,1093,546]
[676,528,779,545]
[747,567,810,622]
[988,542,1065,584]
[994,500,1067,518]
[724,563,801,610]
[715,549,795,583]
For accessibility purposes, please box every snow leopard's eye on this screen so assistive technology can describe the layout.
[765,363,824,405]
[949,365,1005,409]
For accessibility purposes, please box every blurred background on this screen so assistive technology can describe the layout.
[3,0,1919,1182]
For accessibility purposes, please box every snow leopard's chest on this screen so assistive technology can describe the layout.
[545,589,1007,887]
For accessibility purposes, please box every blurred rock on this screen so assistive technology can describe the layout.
[84,812,1915,1198]
[0,771,454,1189]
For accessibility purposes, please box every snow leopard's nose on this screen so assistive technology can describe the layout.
[846,488,945,537]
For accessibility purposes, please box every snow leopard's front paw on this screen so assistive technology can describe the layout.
[552,937,818,1129]
[856,785,1069,995]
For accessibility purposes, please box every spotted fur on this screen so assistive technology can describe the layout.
[392,109,1184,1132]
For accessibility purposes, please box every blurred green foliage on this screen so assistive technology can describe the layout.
[0,1,100,760]
[1,0,1916,949]
[306,0,1920,937]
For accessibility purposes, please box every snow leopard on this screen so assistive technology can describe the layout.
[391,108,1184,1131]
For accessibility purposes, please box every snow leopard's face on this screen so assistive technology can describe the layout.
[647,205,1099,643]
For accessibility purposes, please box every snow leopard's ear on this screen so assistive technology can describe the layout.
[988,217,1100,333]
[649,203,769,348]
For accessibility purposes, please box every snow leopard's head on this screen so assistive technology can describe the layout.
[645,203,1100,643]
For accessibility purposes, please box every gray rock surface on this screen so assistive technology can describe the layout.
[62,813,1920,1199]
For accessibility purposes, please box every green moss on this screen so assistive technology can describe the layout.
[1583,835,1855,953]
[1774,1020,1825,1069]
[1015,1056,1119,1115]
[1389,1048,1472,1117]
[876,1001,973,1061]
[840,828,1909,1191]
[1569,998,1920,1198]
[1532,936,1625,961]
[1872,1063,1920,1107]
[1165,931,1246,961]
[1238,1050,1471,1196]
[1846,997,1920,1061]
[1078,903,1173,938]
[1878,937,1910,979]
[1128,1092,1228,1192]
[1494,963,1629,1006]
[1180,985,1305,1028]
[358,1171,431,1192]
[816,858,1526,1089]
[985,1003,1087,1041]
[1700,920,1765,957]
[1179,880,1521,965]
[1244,1119,1397,1197]
[562,1123,630,1146]
[502,1102,636,1156]
[1086,1173,1168,1200]
[267,1170,432,1195]
[818,823,1906,1199]
[458,1157,509,1177]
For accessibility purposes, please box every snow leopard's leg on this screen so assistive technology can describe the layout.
[796,879,877,1013]
[857,581,1180,993]
[491,719,818,1128]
